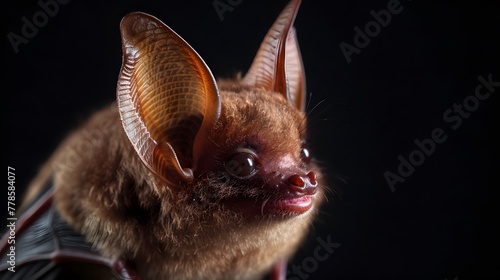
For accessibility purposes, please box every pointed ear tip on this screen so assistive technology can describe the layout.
[119,12,161,39]
[293,0,303,8]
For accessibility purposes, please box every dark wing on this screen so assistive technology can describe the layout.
[0,181,139,280]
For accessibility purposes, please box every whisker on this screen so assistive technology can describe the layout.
[261,198,270,216]
[305,101,352,134]
[306,97,328,117]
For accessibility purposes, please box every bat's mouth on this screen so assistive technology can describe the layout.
[262,194,314,214]
[217,171,319,218]
[224,191,316,218]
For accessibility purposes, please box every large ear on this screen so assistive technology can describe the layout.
[242,0,306,111]
[117,12,221,187]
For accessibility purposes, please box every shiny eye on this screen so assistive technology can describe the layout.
[300,144,312,164]
[225,151,258,179]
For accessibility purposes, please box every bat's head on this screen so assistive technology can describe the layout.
[117,0,322,225]
[195,85,321,218]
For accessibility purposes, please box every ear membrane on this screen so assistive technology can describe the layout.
[117,12,221,187]
[242,0,306,111]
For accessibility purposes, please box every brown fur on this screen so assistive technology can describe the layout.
[22,80,324,280]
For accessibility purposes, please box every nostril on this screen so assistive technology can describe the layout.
[288,174,305,187]
[286,174,317,195]
[307,171,317,186]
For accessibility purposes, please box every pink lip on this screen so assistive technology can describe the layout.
[224,194,314,217]
[264,195,313,213]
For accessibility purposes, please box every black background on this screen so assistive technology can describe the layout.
[3,0,499,279]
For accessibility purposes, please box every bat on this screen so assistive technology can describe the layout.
[0,0,325,279]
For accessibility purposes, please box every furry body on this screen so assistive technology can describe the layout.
[21,82,323,280]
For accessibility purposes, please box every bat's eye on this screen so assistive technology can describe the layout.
[300,144,312,164]
[225,150,258,179]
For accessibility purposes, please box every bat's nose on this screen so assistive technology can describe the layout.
[287,172,317,195]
